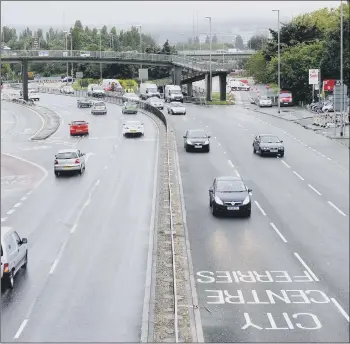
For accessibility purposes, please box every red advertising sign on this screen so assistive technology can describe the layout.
[323,79,336,92]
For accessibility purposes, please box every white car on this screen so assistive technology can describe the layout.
[91,101,107,115]
[63,86,75,94]
[258,96,272,107]
[1,226,28,289]
[122,120,144,136]
[146,97,164,110]
[54,148,86,176]
[123,92,140,102]
[168,102,186,115]
[322,103,334,112]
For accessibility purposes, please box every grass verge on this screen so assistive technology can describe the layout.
[206,91,235,105]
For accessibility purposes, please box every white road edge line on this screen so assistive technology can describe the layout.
[6,209,15,215]
[327,201,347,216]
[49,259,59,274]
[308,184,322,196]
[228,160,234,168]
[331,298,350,322]
[70,224,77,234]
[1,217,7,223]
[281,160,291,168]
[293,252,319,282]
[293,171,305,180]
[95,179,100,186]
[270,223,287,242]
[20,196,27,201]
[254,201,266,216]
[13,202,22,208]
[140,114,160,343]
[14,319,29,339]
[235,170,240,177]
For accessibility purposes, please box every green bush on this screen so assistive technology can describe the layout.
[118,79,138,91]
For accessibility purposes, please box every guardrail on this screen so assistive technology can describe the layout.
[2,50,235,73]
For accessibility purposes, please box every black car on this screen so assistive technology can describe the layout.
[253,134,284,157]
[183,129,210,152]
[77,98,93,108]
[209,176,252,217]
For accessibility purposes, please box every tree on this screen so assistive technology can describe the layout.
[212,34,218,44]
[234,35,244,50]
[244,51,269,83]
[205,35,210,44]
[194,36,199,44]
[247,35,266,50]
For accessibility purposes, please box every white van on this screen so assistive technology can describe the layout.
[87,84,105,98]
[164,85,183,103]
[62,76,74,84]
[139,83,160,100]
[1,226,28,289]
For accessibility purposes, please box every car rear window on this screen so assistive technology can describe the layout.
[217,180,246,192]
[188,130,206,138]
[72,121,86,125]
[126,121,141,126]
[56,152,78,159]
[95,102,105,106]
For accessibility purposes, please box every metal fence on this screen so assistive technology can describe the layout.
[2,50,235,73]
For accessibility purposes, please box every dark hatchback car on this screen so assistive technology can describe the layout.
[209,176,252,217]
[183,129,210,152]
[253,134,284,157]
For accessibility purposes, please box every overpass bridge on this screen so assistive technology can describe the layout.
[1,50,234,101]
[180,50,255,58]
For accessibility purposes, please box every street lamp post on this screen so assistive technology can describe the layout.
[63,30,68,77]
[340,0,344,136]
[68,33,73,77]
[272,9,281,114]
[136,25,142,84]
[97,28,102,82]
[205,16,212,101]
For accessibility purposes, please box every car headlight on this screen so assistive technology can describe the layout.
[187,140,192,144]
[243,196,250,205]
[214,196,223,205]
[204,140,209,144]
[280,147,284,150]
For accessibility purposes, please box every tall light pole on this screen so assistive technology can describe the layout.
[340,0,344,136]
[136,25,142,84]
[63,30,68,77]
[272,9,281,114]
[68,33,73,77]
[97,28,102,82]
[205,16,212,101]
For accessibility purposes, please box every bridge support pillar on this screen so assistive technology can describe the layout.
[219,73,227,101]
[206,74,212,102]
[187,83,193,97]
[22,60,29,101]
[173,66,182,86]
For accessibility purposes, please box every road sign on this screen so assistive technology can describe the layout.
[333,84,348,112]
[76,72,83,79]
[39,51,48,57]
[63,51,68,57]
[309,69,319,85]
[138,68,148,81]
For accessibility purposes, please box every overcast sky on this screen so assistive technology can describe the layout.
[1,1,339,29]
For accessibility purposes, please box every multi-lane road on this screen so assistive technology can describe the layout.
[1,88,349,343]
[1,94,159,341]
[165,93,349,342]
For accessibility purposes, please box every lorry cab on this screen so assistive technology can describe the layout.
[164,85,184,103]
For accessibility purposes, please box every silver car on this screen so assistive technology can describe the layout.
[168,102,186,115]
[54,148,86,176]
[147,97,164,110]
[91,101,107,115]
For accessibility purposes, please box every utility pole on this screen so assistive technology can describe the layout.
[273,9,281,114]
[205,16,212,101]
[340,0,344,136]
[63,30,68,77]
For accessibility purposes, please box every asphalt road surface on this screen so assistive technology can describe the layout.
[164,100,349,342]
[1,94,159,342]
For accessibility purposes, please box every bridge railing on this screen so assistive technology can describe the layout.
[2,50,234,73]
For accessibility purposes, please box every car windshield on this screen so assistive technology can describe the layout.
[216,180,246,192]
[261,136,280,143]
[126,121,141,126]
[170,90,182,94]
[72,121,86,125]
[127,93,137,97]
[56,152,78,159]
[280,93,292,98]
[150,98,162,102]
[260,96,270,100]
[147,87,157,92]
[126,103,137,107]
[95,102,105,107]
[94,86,103,91]
[187,130,207,138]
[171,103,183,107]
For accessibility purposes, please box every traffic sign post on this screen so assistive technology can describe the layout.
[333,83,347,112]
[308,69,319,85]
[75,72,83,79]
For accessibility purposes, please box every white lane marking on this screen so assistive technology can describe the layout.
[293,252,319,282]
[13,202,22,208]
[244,128,248,130]
[104,165,108,170]
[95,179,100,186]
[235,170,240,177]
[270,223,287,243]
[14,319,29,339]
[26,191,32,196]
[254,201,266,216]
[223,151,226,154]
[293,171,304,181]
[84,152,95,163]
[1,217,7,223]
[281,160,291,168]
[327,201,347,216]
[317,151,322,155]
[218,142,221,146]
[6,209,15,215]
[49,259,59,274]
[331,298,350,322]
[312,148,317,152]
[321,154,326,158]
[20,196,27,201]
[237,123,243,128]
[327,157,332,161]
[70,224,77,234]
[228,160,234,168]
[308,184,322,196]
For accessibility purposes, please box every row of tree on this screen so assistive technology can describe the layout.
[244,4,350,103]
[1,20,178,79]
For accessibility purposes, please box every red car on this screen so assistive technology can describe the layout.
[69,120,89,136]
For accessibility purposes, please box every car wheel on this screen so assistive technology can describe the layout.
[185,144,189,152]
[79,166,83,175]
[206,146,210,153]
[246,210,251,218]
[22,251,28,269]
[211,203,218,217]
[209,197,212,207]
[6,271,14,289]
[260,149,264,157]
[279,153,284,158]
[253,146,256,153]
[54,171,59,177]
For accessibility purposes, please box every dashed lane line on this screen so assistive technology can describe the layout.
[228,160,234,168]
[293,171,305,181]
[281,160,291,168]
[308,184,322,196]
[6,209,15,215]
[327,201,347,217]
[1,217,7,223]
[254,201,266,216]
[234,170,240,177]
[293,252,319,282]
[13,319,29,339]
[270,222,288,243]
[331,298,350,322]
